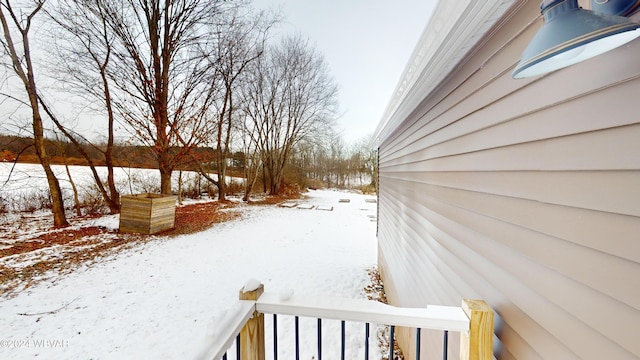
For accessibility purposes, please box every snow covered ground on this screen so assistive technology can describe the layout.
[0,188,380,359]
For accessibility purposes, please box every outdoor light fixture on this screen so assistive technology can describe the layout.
[512,0,640,79]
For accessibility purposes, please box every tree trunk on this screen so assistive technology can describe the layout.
[218,165,227,201]
[38,147,68,226]
[242,154,261,202]
[65,162,82,216]
[216,123,227,201]
[243,175,257,202]
[33,112,68,226]
[159,165,172,195]
[0,2,68,227]
[262,163,267,193]
[270,169,282,195]
[177,170,183,205]
[102,66,120,212]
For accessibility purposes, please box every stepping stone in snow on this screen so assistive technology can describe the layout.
[365,199,377,203]
[296,204,315,210]
[338,199,350,203]
[279,202,298,208]
[316,205,334,211]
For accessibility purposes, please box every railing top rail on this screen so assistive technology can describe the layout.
[255,292,470,332]
[197,300,255,360]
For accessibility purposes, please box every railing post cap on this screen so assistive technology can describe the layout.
[242,279,263,293]
[460,299,494,360]
[462,299,492,313]
[239,280,264,301]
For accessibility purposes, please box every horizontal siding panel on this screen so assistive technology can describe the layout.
[428,78,640,160]
[382,77,640,167]
[379,192,474,305]
[379,180,581,359]
[381,175,640,308]
[379,187,512,360]
[497,322,541,360]
[411,187,640,353]
[382,170,640,239]
[425,201,639,359]
[378,204,456,305]
[382,124,640,173]
[381,181,555,359]
[381,180,639,358]
[380,72,517,161]
[381,20,640,162]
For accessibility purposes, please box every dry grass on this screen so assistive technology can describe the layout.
[365,266,405,360]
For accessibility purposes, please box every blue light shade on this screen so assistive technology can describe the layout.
[512,0,640,79]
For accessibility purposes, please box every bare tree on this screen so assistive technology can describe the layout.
[240,113,262,201]
[352,135,377,190]
[98,0,229,195]
[193,5,277,201]
[329,135,347,187]
[0,0,68,227]
[285,133,378,191]
[244,34,338,195]
[44,0,121,213]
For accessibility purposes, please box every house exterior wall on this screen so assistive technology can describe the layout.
[376,1,640,359]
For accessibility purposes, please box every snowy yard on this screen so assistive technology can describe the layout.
[0,183,381,359]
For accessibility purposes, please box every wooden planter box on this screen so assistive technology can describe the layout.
[119,193,177,234]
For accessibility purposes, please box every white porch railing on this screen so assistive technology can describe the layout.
[198,283,494,360]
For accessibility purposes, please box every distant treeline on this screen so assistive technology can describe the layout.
[0,134,244,171]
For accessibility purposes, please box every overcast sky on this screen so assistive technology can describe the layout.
[250,0,439,145]
[0,0,439,146]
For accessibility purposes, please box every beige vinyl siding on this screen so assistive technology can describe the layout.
[376,1,640,359]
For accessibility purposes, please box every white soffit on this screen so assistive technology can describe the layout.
[373,0,517,146]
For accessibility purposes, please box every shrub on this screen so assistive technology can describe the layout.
[118,171,161,195]
[225,179,244,196]
[280,183,302,196]
[177,175,203,199]
[78,183,110,215]
[7,189,53,212]
[0,195,6,215]
[359,184,377,195]
[305,178,326,190]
